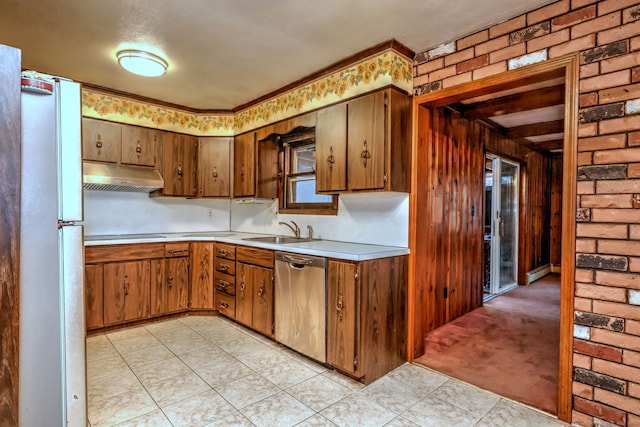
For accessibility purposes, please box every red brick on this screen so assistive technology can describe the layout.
[581,70,631,93]
[550,34,596,59]
[442,72,472,89]
[602,51,640,74]
[623,5,640,23]
[581,63,600,78]
[600,84,640,103]
[444,47,474,67]
[633,36,640,51]
[574,380,595,399]
[428,65,457,82]
[530,0,571,24]
[553,5,597,30]
[528,28,571,52]
[593,388,640,417]
[630,382,640,399]
[573,11,622,38]
[580,194,633,208]
[580,122,598,137]
[599,20,640,45]
[629,164,640,177]
[580,92,599,107]
[577,268,595,283]
[489,43,527,64]
[573,0,597,7]
[631,132,640,146]
[598,180,640,195]
[574,352,593,369]
[596,271,640,290]
[472,62,508,80]
[593,358,640,383]
[577,223,628,238]
[630,257,640,272]
[474,35,509,56]
[489,15,527,38]
[578,180,596,194]
[412,74,430,88]
[599,0,640,15]
[578,151,593,165]
[456,55,489,73]
[592,210,640,226]
[600,113,640,135]
[576,283,627,302]
[631,414,640,427]
[576,296,594,311]
[577,238,597,253]
[593,300,640,322]
[572,410,594,427]
[634,67,640,83]
[416,57,444,76]
[574,396,628,425]
[628,319,640,336]
[578,134,626,151]
[594,147,640,164]
[625,349,640,367]
[574,338,624,362]
[457,30,489,51]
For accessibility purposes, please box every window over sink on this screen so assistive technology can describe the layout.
[274,127,338,215]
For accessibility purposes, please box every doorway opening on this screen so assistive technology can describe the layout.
[409,55,578,423]
[484,154,520,301]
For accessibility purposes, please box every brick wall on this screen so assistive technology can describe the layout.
[413,1,640,426]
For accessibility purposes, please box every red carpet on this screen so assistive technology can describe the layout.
[415,275,560,415]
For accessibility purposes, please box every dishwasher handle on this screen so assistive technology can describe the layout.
[276,252,326,269]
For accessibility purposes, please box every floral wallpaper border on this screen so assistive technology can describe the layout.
[81,48,413,137]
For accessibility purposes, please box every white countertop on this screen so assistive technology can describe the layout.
[84,231,410,261]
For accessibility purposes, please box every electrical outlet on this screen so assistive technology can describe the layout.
[207,208,213,218]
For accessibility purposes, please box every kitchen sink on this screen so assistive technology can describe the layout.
[242,235,313,244]
[183,232,236,237]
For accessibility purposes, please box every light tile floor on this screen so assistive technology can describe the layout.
[87,316,568,427]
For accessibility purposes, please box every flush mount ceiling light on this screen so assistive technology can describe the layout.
[116,49,168,77]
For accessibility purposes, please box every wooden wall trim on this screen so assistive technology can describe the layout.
[0,43,21,426]
[410,54,578,422]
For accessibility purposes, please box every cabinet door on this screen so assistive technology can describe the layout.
[85,264,103,330]
[256,128,280,199]
[166,256,189,312]
[162,133,197,196]
[327,260,359,375]
[121,125,157,167]
[347,91,386,190]
[82,118,121,163]
[198,137,231,197]
[150,259,166,315]
[316,103,347,192]
[233,132,256,197]
[252,266,274,337]
[190,242,214,309]
[103,260,150,325]
[235,262,253,327]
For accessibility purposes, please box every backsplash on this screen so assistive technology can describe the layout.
[84,191,409,247]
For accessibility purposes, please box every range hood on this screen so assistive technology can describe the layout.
[83,161,164,193]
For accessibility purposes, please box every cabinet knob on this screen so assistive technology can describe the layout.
[167,271,174,288]
[123,275,129,296]
[257,281,265,303]
[212,167,218,179]
[361,140,371,168]
[327,146,335,171]
[240,164,245,180]
[177,163,184,177]
[336,293,344,320]
[95,135,103,154]
[136,143,142,155]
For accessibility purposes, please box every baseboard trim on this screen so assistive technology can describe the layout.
[527,264,551,284]
[550,264,561,273]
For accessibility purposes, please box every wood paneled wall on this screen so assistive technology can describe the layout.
[0,44,21,426]
[550,156,563,266]
[413,106,485,354]
[413,105,559,357]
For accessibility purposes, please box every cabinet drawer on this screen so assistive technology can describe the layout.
[215,243,236,260]
[236,246,274,268]
[165,242,190,257]
[215,290,235,317]
[215,258,236,275]
[85,243,164,264]
[214,272,236,295]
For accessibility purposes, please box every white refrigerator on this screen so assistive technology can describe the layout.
[19,74,87,426]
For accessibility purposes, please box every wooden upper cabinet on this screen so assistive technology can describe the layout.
[233,132,256,197]
[316,103,347,193]
[347,91,387,191]
[198,137,231,198]
[162,132,197,197]
[256,133,280,199]
[82,117,121,163]
[121,125,159,167]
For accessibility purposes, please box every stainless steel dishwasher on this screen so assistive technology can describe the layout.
[275,252,327,363]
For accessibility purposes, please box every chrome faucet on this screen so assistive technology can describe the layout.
[279,220,300,238]
[307,225,314,240]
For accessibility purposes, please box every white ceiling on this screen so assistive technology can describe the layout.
[1,0,554,110]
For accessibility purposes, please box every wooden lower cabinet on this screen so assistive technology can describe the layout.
[151,256,189,315]
[85,264,104,329]
[103,260,151,325]
[327,256,408,384]
[236,262,274,337]
[190,242,214,309]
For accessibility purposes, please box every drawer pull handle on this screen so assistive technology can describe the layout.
[218,249,229,257]
[219,263,230,272]
[218,280,230,289]
[123,275,129,296]
[219,301,229,309]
